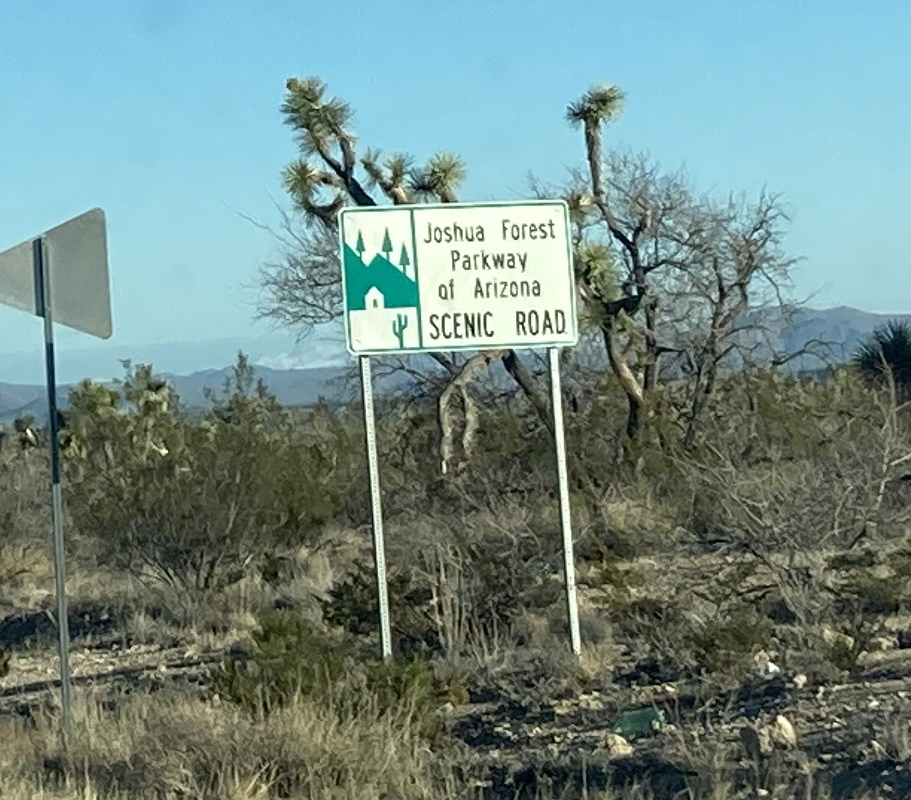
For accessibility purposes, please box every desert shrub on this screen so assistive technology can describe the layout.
[818,545,911,676]
[213,607,448,742]
[64,358,339,600]
[213,608,350,715]
[322,560,437,653]
[471,405,563,488]
[424,514,563,654]
[350,653,447,742]
[0,451,51,607]
[325,495,565,658]
[837,571,906,618]
[375,399,565,524]
[678,369,911,554]
[606,570,772,682]
[688,602,773,674]
[290,397,371,526]
[436,518,562,639]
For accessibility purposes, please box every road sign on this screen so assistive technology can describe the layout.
[0,206,113,738]
[0,207,112,339]
[341,198,582,659]
[338,200,578,355]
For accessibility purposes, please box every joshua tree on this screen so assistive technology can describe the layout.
[566,84,657,439]
[264,76,551,473]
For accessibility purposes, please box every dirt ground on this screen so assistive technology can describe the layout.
[2,599,911,800]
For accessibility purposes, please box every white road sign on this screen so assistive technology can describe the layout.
[339,200,578,355]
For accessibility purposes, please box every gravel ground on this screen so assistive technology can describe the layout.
[2,602,911,799]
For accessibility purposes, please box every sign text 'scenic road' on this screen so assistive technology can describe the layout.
[339,200,578,355]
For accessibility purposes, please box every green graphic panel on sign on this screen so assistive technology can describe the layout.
[343,229,418,311]
[342,215,422,353]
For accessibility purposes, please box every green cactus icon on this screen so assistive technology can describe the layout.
[392,313,409,348]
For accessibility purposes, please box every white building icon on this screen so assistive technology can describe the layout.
[365,286,385,310]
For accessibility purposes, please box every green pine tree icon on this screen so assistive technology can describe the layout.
[355,230,366,261]
[399,244,411,276]
[381,228,393,262]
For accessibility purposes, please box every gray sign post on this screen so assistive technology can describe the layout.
[0,208,112,734]
[358,354,392,659]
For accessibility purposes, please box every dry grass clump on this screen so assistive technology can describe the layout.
[0,687,460,800]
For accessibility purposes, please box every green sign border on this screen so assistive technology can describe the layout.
[338,199,579,356]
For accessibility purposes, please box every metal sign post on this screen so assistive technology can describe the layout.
[359,354,392,659]
[33,236,74,730]
[0,208,112,735]
[548,346,581,655]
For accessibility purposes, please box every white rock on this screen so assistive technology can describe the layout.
[604,732,633,757]
[754,650,782,680]
[872,635,897,652]
[822,626,855,651]
[770,714,797,749]
[760,660,782,680]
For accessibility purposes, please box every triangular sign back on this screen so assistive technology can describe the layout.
[0,207,112,339]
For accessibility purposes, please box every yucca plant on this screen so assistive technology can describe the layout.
[852,319,911,401]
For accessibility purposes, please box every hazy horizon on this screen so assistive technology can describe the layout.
[2,303,910,387]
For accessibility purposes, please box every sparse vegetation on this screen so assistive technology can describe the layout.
[2,76,911,800]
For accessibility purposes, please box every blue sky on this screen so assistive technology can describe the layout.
[1,0,908,369]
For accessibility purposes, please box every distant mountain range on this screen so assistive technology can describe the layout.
[1,306,908,425]
[0,322,349,386]
[776,305,911,363]
[0,365,358,426]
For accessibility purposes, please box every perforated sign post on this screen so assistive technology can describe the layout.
[338,199,582,657]
[0,208,112,735]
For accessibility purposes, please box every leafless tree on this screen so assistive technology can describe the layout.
[561,87,805,443]
[675,369,911,626]
[255,209,343,334]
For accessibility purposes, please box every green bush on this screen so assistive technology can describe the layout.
[322,560,437,652]
[213,608,450,742]
[64,358,338,598]
[213,608,349,715]
[690,603,773,675]
[355,654,447,743]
